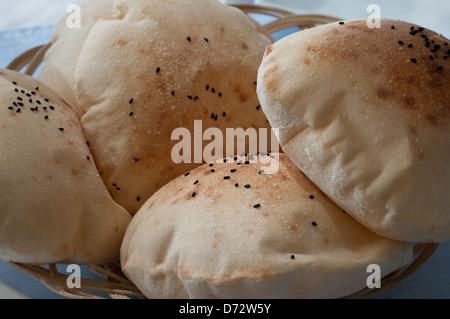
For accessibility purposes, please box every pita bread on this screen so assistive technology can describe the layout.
[73,0,273,215]
[0,69,131,265]
[121,153,413,299]
[257,19,450,243]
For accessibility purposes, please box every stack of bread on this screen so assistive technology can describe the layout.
[0,0,448,299]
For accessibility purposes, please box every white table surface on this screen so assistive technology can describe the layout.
[0,0,449,299]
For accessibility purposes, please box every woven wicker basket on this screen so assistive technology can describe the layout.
[4,4,440,299]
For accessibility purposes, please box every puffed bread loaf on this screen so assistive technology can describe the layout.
[0,69,131,265]
[121,153,413,299]
[72,0,273,215]
[257,19,450,243]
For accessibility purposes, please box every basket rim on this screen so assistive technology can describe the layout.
[2,3,441,299]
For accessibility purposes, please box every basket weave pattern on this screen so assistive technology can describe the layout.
[4,4,439,299]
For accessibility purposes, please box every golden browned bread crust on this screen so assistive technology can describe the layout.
[73,0,273,214]
[257,19,450,243]
[121,153,412,299]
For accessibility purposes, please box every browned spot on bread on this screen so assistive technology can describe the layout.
[71,169,79,176]
[141,6,151,16]
[376,88,391,100]
[242,42,249,50]
[264,45,273,57]
[239,94,248,103]
[115,39,128,47]
[303,58,311,66]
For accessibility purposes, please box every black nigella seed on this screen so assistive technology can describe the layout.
[13,102,17,106]
[43,107,47,110]
[408,43,413,48]
[222,112,226,117]
[137,197,141,202]
[188,95,193,100]
[391,26,395,29]
[129,98,134,104]
[224,176,230,180]
[256,105,260,110]
[211,113,215,119]
[410,26,415,31]
[87,155,91,160]
[437,66,444,71]
[156,67,161,74]
[234,183,239,187]
[193,180,199,185]
[36,100,41,104]
[309,194,315,199]
[342,210,347,213]
[194,96,199,101]
[433,45,441,51]
[31,91,36,95]
[244,184,251,188]
[312,221,318,226]
[12,81,17,85]
[59,128,64,132]
[112,183,117,187]
[17,97,22,101]
[339,21,344,25]
[209,163,213,167]
[206,85,210,91]
[44,115,49,120]
[258,170,264,174]
[14,88,18,92]
[418,27,424,32]
[129,112,134,117]
[16,108,21,113]
[20,90,25,94]
[429,55,434,60]
[133,158,140,162]
[116,187,120,191]
[214,115,218,121]
[171,91,175,96]
[204,37,209,42]
[410,30,418,35]
[192,192,196,198]
[444,56,448,60]
[425,42,431,48]
[184,172,190,176]
[211,88,216,93]
[210,169,215,173]
[218,93,222,97]
[291,255,295,260]
[398,40,404,45]
[253,204,261,208]
[187,36,191,42]
[411,58,417,63]
[230,169,237,173]
[26,93,31,97]
[8,106,13,110]
[45,99,49,102]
